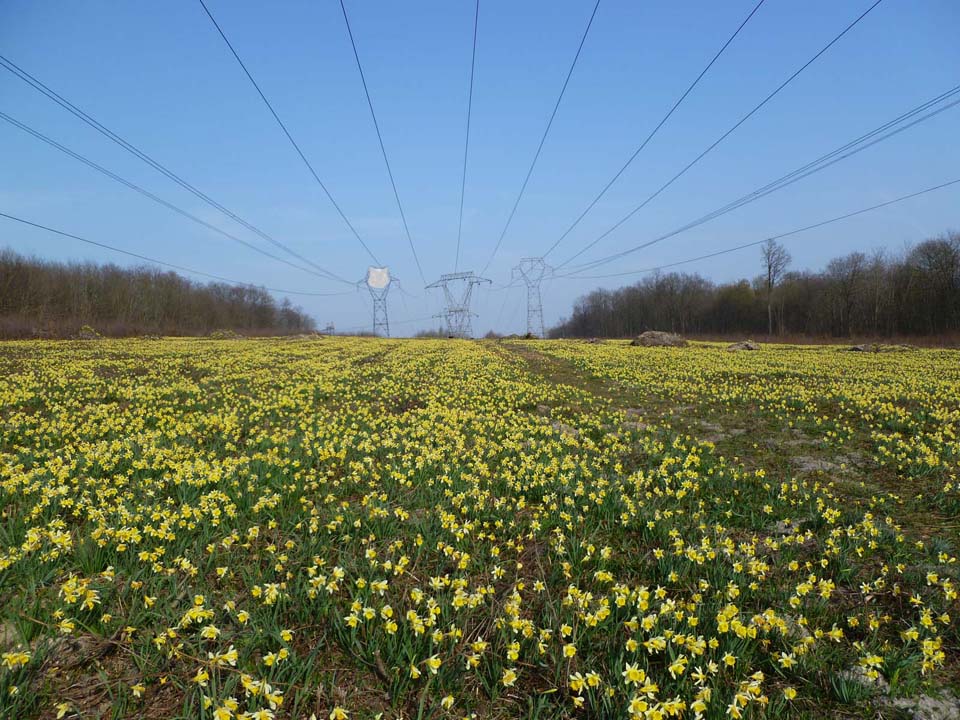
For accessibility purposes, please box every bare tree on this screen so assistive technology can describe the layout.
[550,228,960,340]
[868,248,888,335]
[0,249,316,337]
[826,251,867,336]
[761,239,791,335]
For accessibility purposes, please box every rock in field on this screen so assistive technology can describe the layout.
[630,331,688,348]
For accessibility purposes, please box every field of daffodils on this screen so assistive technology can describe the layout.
[1,337,958,719]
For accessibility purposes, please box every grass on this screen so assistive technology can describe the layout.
[0,336,958,719]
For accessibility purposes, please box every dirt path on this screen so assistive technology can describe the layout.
[497,340,959,551]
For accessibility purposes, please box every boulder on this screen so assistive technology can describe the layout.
[727,340,760,351]
[630,331,688,348]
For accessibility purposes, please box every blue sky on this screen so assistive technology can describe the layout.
[1,0,958,335]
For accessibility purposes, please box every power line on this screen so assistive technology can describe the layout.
[541,0,767,259]
[503,286,524,334]
[479,0,602,275]
[197,0,381,267]
[454,0,481,274]
[559,177,960,280]
[494,282,520,327]
[394,281,422,301]
[0,210,356,297]
[338,0,426,284]
[336,314,436,335]
[0,53,353,286]
[673,89,960,236]
[560,85,960,275]
[0,109,344,285]
[556,0,884,270]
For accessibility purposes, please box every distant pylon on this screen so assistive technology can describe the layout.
[425,271,491,338]
[361,267,394,337]
[512,257,550,337]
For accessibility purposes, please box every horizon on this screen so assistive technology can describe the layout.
[2,224,956,338]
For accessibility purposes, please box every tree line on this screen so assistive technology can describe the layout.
[0,249,316,338]
[549,231,960,339]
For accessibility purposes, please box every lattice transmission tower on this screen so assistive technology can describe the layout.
[512,257,551,338]
[425,271,491,338]
[360,266,394,337]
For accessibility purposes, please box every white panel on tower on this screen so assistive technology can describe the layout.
[366,267,390,290]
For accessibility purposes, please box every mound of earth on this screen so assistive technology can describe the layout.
[630,331,688,347]
[727,340,760,351]
[76,325,101,340]
[846,343,916,353]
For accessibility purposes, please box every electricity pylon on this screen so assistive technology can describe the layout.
[425,271,491,338]
[361,267,394,337]
[512,257,550,338]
